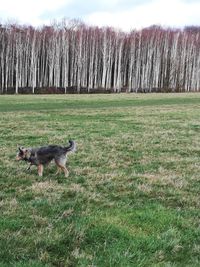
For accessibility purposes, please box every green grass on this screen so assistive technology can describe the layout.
[0,93,200,266]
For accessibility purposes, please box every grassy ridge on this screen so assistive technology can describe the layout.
[0,94,200,266]
[0,93,200,112]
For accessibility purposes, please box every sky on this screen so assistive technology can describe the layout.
[0,0,199,31]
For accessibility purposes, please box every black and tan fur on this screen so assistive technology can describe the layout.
[16,140,76,177]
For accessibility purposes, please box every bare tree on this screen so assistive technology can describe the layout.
[0,21,199,93]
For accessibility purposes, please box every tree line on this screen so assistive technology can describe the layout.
[0,20,199,93]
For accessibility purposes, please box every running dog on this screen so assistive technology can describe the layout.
[16,140,76,177]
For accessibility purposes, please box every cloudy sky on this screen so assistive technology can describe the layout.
[0,0,199,31]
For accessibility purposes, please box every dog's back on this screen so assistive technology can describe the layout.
[30,140,76,165]
[32,145,64,165]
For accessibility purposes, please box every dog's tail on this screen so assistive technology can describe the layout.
[64,140,76,153]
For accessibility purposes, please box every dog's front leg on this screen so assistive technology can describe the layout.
[38,164,44,176]
[26,163,32,171]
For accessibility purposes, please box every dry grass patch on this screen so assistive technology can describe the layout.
[31,180,64,194]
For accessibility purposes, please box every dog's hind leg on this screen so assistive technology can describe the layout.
[55,158,69,177]
[55,166,61,175]
[57,164,69,177]
[37,164,44,176]
[62,166,69,177]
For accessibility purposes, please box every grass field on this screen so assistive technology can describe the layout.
[0,93,200,267]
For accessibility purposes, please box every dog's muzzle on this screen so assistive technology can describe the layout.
[16,155,22,161]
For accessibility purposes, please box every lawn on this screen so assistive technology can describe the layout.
[0,93,200,267]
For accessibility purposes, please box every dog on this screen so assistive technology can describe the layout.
[16,140,76,177]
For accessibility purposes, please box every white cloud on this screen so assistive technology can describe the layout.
[0,0,199,29]
[0,0,71,26]
[84,0,200,31]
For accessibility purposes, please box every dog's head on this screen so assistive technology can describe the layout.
[16,147,30,161]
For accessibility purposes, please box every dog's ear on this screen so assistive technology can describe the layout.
[18,147,24,152]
